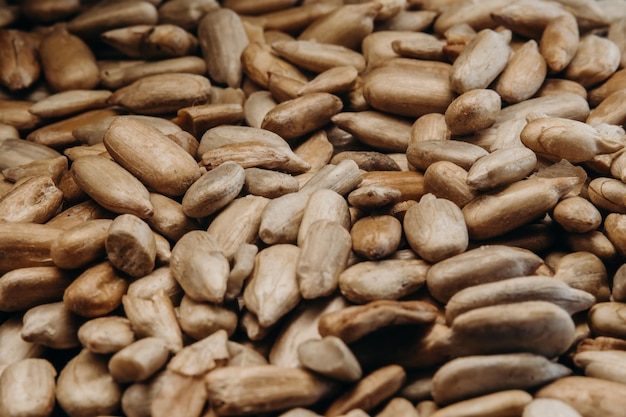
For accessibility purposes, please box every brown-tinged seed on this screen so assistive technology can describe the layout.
[63,261,128,318]
[0,29,40,91]
[0,175,63,224]
[261,92,343,141]
[0,266,73,312]
[206,366,336,416]
[325,365,406,417]
[424,161,478,207]
[182,161,246,219]
[319,300,438,344]
[540,12,579,74]
[338,259,429,304]
[462,176,579,240]
[39,26,99,92]
[0,223,63,271]
[363,65,455,118]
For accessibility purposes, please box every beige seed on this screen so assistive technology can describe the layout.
[272,40,366,73]
[269,295,347,369]
[56,349,122,417]
[426,244,543,303]
[105,214,156,278]
[298,336,362,382]
[100,56,207,90]
[495,39,547,103]
[447,301,576,358]
[403,193,468,263]
[520,116,623,163]
[445,275,596,325]
[431,353,571,405]
[71,155,153,218]
[243,244,302,327]
[0,358,57,417]
[434,0,512,34]
[21,301,81,350]
[297,220,352,299]
[430,390,532,417]
[298,2,381,50]
[449,29,512,94]
[27,108,120,149]
[587,89,626,126]
[244,167,300,199]
[536,376,626,417]
[77,316,135,355]
[298,188,350,247]
[28,89,112,119]
[407,139,489,171]
[177,295,238,340]
[2,155,68,185]
[332,110,412,152]
[170,230,228,304]
[109,337,170,384]
[552,251,610,302]
[552,196,603,233]
[241,42,308,90]
[587,177,626,214]
[565,34,621,88]
[146,193,199,242]
[522,398,583,417]
[0,316,45,378]
[197,8,248,88]
[467,146,537,191]
[445,89,501,136]
[122,290,183,353]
